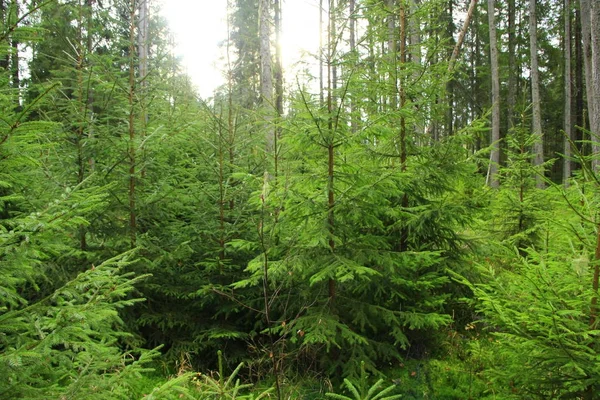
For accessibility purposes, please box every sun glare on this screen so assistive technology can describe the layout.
[160,0,322,98]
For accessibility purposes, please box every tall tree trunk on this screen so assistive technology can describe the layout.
[327,0,336,301]
[507,0,517,130]
[445,0,454,136]
[575,2,584,147]
[387,0,398,112]
[399,0,408,251]
[319,0,324,106]
[529,0,544,188]
[580,0,596,169]
[0,1,8,70]
[409,0,421,66]
[589,0,600,172]
[138,0,148,92]
[448,0,478,72]
[488,0,500,188]
[9,0,18,104]
[128,2,137,248]
[274,0,283,178]
[564,0,573,185]
[138,0,148,178]
[349,0,358,133]
[259,0,274,152]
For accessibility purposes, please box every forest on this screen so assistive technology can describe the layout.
[1,0,600,398]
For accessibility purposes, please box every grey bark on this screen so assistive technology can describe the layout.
[259,0,274,151]
[529,0,545,188]
[580,0,597,170]
[488,0,500,188]
[590,0,600,172]
[349,0,358,133]
[564,0,573,185]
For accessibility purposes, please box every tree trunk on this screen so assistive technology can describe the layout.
[327,0,336,301]
[529,0,545,188]
[580,0,596,169]
[387,0,398,112]
[128,2,137,248]
[446,0,454,136]
[564,0,573,186]
[259,0,274,152]
[0,1,8,70]
[507,0,517,130]
[349,0,358,133]
[488,0,500,188]
[575,2,584,147]
[589,0,600,173]
[274,0,283,177]
[10,0,18,100]
[448,0,478,72]
[319,0,324,106]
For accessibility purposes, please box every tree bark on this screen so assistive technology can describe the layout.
[327,0,336,301]
[259,0,274,152]
[580,0,596,169]
[128,2,137,248]
[589,0,600,172]
[349,0,358,133]
[507,0,517,130]
[529,0,545,188]
[0,1,8,70]
[488,0,500,188]
[447,0,478,73]
[564,0,573,186]
[274,0,283,177]
[10,0,18,99]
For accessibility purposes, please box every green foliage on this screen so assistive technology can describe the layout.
[189,351,273,400]
[326,362,402,400]
[462,247,600,398]
[0,250,158,399]
[489,122,549,250]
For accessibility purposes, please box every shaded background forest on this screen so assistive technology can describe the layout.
[2,0,600,399]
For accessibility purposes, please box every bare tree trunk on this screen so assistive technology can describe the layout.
[590,0,600,173]
[138,0,148,90]
[575,2,584,146]
[327,0,336,301]
[349,0,358,133]
[580,0,596,170]
[529,0,545,188]
[138,0,148,178]
[507,0,517,129]
[0,1,8,70]
[488,0,500,188]
[10,0,18,105]
[128,2,137,248]
[399,0,408,251]
[274,0,283,178]
[387,0,397,112]
[409,0,421,66]
[447,0,478,72]
[259,0,274,152]
[564,0,573,185]
[319,0,324,106]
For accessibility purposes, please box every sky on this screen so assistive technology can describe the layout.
[158,0,321,99]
